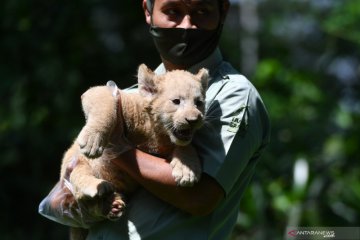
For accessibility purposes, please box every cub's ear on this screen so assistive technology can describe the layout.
[196,68,209,91]
[137,64,157,98]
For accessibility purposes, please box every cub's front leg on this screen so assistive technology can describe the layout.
[170,145,202,187]
[77,81,120,158]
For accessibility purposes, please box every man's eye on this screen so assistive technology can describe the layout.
[196,9,207,15]
[172,99,181,105]
[165,8,180,16]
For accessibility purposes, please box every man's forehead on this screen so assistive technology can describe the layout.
[148,0,223,15]
[155,0,217,5]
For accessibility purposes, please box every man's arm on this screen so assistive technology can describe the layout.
[111,148,224,216]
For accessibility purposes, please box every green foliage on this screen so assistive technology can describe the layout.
[0,0,153,238]
[323,0,360,44]
[228,0,360,239]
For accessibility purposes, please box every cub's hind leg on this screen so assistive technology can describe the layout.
[61,146,125,219]
[61,145,114,200]
[70,227,88,240]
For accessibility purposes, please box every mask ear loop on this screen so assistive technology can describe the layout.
[217,0,228,34]
[146,0,154,25]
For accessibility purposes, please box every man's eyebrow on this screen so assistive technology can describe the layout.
[190,0,217,8]
[162,0,216,7]
[188,0,215,4]
[160,0,180,8]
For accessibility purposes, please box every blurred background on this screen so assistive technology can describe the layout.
[0,0,359,239]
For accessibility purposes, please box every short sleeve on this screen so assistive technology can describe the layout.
[192,73,270,196]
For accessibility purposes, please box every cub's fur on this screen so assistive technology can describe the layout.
[60,64,208,229]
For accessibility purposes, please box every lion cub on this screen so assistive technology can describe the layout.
[60,64,208,222]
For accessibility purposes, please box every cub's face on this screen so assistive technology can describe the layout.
[153,71,207,146]
[137,64,209,146]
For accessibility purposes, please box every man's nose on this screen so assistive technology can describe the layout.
[178,15,196,29]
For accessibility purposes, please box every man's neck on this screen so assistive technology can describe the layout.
[160,48,222,74]
[162,58,189,71]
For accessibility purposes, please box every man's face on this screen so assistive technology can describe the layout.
[149,0,221,30]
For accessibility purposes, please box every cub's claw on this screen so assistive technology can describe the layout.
[77,127,106,158]
[82,191,125,221]
[170,158,201,187]
[106,192,126,220]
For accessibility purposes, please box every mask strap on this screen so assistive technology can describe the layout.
[146,0,154,25]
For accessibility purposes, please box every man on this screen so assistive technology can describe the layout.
[39,0,270,238]
[86,0,270,239]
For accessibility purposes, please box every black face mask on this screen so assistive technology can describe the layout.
[149,25,223,67]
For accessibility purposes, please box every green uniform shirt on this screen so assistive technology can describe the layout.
[87,49,270,240]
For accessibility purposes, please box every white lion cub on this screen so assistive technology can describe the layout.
[60,64,209,223]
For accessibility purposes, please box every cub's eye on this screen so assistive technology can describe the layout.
[195,100,204,107]
[172,99,181,105]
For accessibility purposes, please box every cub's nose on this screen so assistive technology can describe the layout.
[185,114,203,127]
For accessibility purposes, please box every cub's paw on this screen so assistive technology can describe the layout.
[170,158,201,187]
[77,127,107,158]
[77,179,114,200]
[105,192,126,220]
